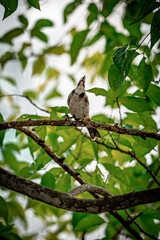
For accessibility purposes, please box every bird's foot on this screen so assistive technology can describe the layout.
[84,117,90,121]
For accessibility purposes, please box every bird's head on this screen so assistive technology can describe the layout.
[77,75,85,88]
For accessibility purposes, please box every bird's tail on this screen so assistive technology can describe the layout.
[87,128,101,139]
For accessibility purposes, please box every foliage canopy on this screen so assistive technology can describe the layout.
[0,0,160,239]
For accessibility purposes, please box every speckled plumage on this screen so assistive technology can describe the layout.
[67,76,101,139]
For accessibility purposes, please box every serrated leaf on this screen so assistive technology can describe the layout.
[137,58,153,93]
[0,0,18,19]
[120,96,153,112]
[70,29,89,65]
[108,64,125,90]
[87,87,107,96]
[0,28,24,44]
[72,213,105,232]
[27,0,40,10]
[151,10,160,49]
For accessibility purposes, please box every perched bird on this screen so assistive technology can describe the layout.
[67,75,101,139]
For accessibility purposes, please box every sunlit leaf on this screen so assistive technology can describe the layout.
[104,163,129,186]
[32,55,45,75]
[45,87,62,100]
[55,174,71,192]
[50,106,70,114]
[44,45,66,55]
[87,88,107,96]
[47,67,59,80]
[108,64,125,90]
[70,29,89,65]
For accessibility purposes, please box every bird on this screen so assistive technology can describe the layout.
[67,75,101,139]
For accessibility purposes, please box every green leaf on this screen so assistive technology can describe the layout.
[72,213,105,232]
[151,10,160,49]
[0,196,8,223]
[27,0,40,10]
[0,28,24,44]
[30,150,52,171]
[87,3,98,26]
[113,45,139,76]
[31,19,53,43]
[130,0,160,25]
[63,0,81,23]
[87,88,107,96]
[120,96,153,112]
[0,0,18,19]
[108,64,125,90]
[137,58,153,93]
[70,29,89,65]
[0,51,14,68]
[44,45,66,55]
[146,84,160,106]
[35,126,46,140]
[41,172,55,189]
[28,137,39,157]
[45,87,62,100]
[55,174,71,192]
[32,55,45,75]
[47,67,59,80]
[103,163,129,186]
[50,106,70,114]
[0,113,5,147]
[3,77,16,86]
[18,15,28,29]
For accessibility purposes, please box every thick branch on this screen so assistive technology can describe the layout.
[69,184,112,197]
[0,119,160,140]
[0,167,160,213]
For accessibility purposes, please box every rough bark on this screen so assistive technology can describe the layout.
[0,167,160,214]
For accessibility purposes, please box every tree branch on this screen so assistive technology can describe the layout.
[69,184,112,198]
[0,119,160,140]
[0,167,160,214]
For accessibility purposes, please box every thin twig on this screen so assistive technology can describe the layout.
[125,210,159,240]
[0,94,50,114]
